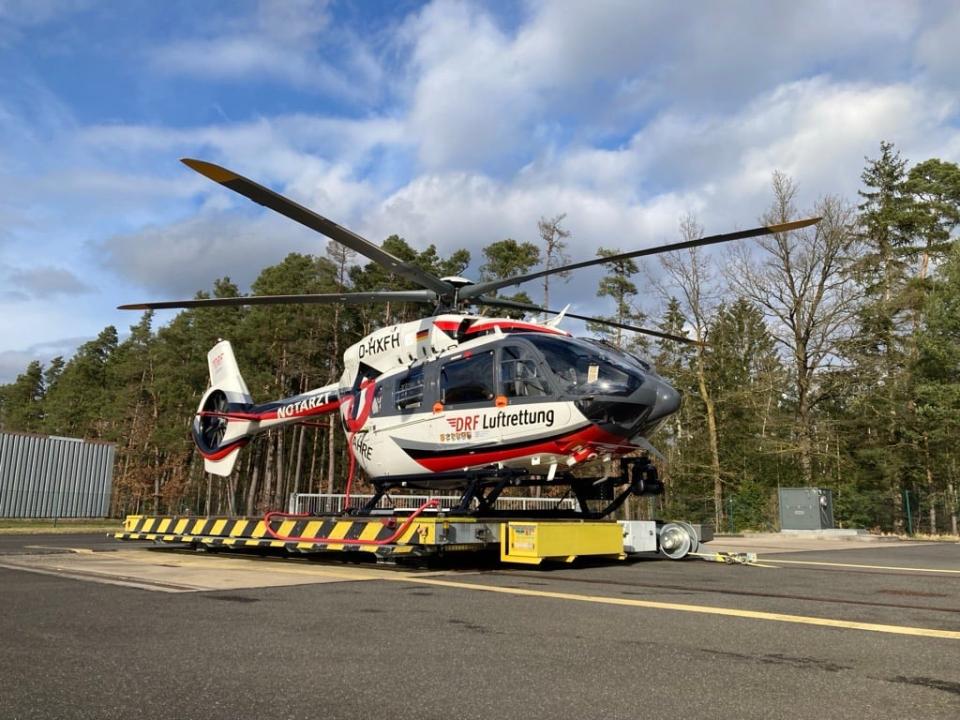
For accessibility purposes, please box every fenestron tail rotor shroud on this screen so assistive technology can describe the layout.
[118,158,821,341]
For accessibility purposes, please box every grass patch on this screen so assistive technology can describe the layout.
[897,531,960,543]
[0,518,123,535]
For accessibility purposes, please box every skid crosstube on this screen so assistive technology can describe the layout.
[114,514,497,559]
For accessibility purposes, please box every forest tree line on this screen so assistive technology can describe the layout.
[2,142,959,533]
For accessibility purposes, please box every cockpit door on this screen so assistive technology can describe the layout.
[496,343,570,444]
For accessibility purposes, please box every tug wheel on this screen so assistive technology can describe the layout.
[658,521,699,560]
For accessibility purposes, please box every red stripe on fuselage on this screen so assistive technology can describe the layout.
[201,399,340,423]
[407,424,633,473]
[341,378,376,432]
[433,319,568,337]
[433,320,460,333]
[466,321,568,336]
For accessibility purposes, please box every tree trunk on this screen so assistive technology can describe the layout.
[311,427,321,493]
[227,473,237,516]
[327,306,341,493]
[695,351,723,528]
[923,434,936,534]
[276,427,286,509]
[892,488,904,533]
[796,419,814,487]
[293,424,307,496]
[326,418,337,496]
[948,480,958,536]
[262,434,275,513]
[245,444,260,517]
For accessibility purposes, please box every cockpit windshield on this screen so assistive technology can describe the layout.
[524,335,643,397]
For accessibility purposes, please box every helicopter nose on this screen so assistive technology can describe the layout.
[648,380,681,422]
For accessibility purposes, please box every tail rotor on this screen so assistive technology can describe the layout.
[193,340,253,476]
[198,389,230,451]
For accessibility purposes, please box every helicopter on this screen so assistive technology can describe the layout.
[120,159,818,515]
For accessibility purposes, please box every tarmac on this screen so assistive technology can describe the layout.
[1,530,958,719]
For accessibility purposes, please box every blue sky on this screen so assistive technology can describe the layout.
[1,0,959,381]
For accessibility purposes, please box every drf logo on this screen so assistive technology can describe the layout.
[447,415,480,432]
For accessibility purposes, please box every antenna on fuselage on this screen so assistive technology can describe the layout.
[545,304,570,328]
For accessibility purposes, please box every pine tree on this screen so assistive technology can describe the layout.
[0,360,45,432]
[846,143,922,530]
[538,213,571,311]
[708,298,787,528]
[589,247,643,349]
[915,243,960,535]
[480,238,541,315]
[43,327,119,439]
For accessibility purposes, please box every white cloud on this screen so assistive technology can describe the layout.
[914,3,960,91]
[77,114,410,192]
[354,75,960,319]
[518,79,959,221]
[6,265,92,298]
[147,0,383,103]
[0,0,90,46]
[0,289,108,375]
[98,211,320,298]
[0,336,87,383]
[399,0,923,172]
[85,76,960,322]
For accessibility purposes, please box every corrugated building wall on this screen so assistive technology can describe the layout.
[0,432,115,518]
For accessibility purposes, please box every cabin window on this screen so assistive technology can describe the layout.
[440,351,496,405]
[370,384,384,416]
[395,366,424,410]
[500,345,549,398]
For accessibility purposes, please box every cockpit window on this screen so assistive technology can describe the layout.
[525,335,642,397]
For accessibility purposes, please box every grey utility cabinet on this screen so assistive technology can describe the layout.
[778,487,834,530]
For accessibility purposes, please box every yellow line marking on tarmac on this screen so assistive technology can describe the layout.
[760,558,960,574]
[390,576,960,640]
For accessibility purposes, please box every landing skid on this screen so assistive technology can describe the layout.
[355,457,663,519]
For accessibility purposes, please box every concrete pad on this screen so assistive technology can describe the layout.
[707,533,936,555]
[0,548,406,593]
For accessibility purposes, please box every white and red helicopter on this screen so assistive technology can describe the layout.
[121,160,817,515]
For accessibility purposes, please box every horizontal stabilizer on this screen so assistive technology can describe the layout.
[204,444,243,476]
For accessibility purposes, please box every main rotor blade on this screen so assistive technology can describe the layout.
[181,159,453,297]
[476,296,701,345]
[460,217,821,300]
[119,290,437,311]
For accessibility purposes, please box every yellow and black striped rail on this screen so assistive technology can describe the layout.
[114,514,477,557]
